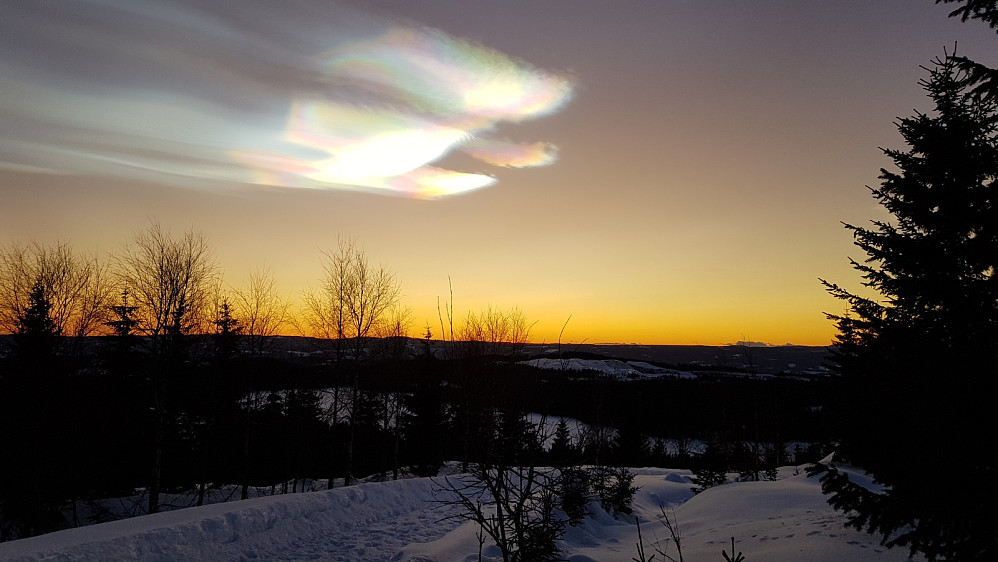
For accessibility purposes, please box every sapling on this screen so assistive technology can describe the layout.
[722,536,745,562]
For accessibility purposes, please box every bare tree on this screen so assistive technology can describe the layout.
[113,222,217,514]
[377,304,413,359]
[300,243,352,451]
[230,268,290,499]
[437,412,563,562]
[452,304,533,472]
[0,241,114,340]
[432,302,568,560]
[375,305,412,481]
[301,237,402,486]
[458,305,532,359]
[232,267,290,357]
[115,222,216,343]
[437,277,457,359]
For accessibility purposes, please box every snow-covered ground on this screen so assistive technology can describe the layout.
[523,358,697,379]
[0,465,916,561]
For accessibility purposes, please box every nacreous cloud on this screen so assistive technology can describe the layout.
[0,1,573,198]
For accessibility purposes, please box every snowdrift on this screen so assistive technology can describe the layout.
[0,468,918,561]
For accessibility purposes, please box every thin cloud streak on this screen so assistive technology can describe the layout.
[0,1,573,198]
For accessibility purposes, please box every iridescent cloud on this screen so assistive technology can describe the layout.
[0,1,573,198]
[461,138,559,168]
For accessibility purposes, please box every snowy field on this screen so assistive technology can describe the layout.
[0,465,916,561]
[522,358,697,380]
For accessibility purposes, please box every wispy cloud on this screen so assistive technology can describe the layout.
[0,1,573,198]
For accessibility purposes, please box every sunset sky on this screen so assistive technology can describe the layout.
[2,1,997,346]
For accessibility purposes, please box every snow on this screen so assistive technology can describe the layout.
[0,478,460,562]
[0,465,917,561]
[523,358,696,379]
[524,413,592,449]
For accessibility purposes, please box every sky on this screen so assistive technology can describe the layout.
[2,0,997,346]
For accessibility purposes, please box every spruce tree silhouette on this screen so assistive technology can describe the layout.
[815,52,998,560]
[13,280,59,363]
[934,2,998,126]
[402,328,445,477]
[938,0,998,31]
[3,280,64,537]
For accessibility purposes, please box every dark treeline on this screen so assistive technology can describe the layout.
[0,328,834,541]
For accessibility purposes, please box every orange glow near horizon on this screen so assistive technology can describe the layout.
[278,301,837,347]
[264,257,841,347]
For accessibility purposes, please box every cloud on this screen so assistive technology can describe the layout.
[0,1,573,198]
[461,138,559,168]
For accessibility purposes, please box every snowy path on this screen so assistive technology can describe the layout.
[0,479,462,562]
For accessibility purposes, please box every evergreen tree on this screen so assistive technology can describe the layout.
[548,418,575,468]
[13,279,59,361]
[690,438,729,494]
[556,465,590,525]
[104,290,140,377]
[613,426,651,467]
[815,53,998,560]
[106,290,139,339]
[213,299,241,365]
[2,279,65,537]
[649,438,668,467]
[402,342,445,477]
[938,0,998,32]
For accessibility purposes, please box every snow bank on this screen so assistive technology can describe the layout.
[0,478,461,562]
[400,468,919,562]
[1,467,918,561]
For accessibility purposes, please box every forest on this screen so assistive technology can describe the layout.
[0,315,836,542]
[0,231,836,540]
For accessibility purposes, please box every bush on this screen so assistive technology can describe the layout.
[557,466,591,525]
[593,466,637,516]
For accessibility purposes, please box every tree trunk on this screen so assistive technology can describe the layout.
[327,387,339,490]
[149,403,163,514]
[344,371,358,486]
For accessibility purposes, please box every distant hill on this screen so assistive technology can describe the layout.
[523,342,833,376]
[0,335,833,375]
